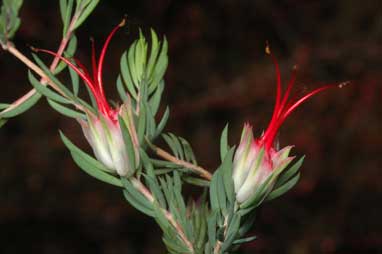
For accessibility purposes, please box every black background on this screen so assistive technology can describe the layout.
[0,0,381,253]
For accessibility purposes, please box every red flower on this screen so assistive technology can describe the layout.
[232,46,345,204]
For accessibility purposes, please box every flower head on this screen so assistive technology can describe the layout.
[37,20,139,176]
[233,45,342,204]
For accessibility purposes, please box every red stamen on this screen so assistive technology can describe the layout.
[277,65,297,117]
[36,48,111,116]
[281,84,334,120]
[261,47,339,150]
[265,44,283,130]
[96,19,126,101]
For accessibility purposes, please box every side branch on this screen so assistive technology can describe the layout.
[149,142,212,181]
[0,12,80,115]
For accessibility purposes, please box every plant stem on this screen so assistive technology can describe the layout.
[149,142,212,181]
[131,178,195,253]
[0,10,80,115]
[213,216,229,254]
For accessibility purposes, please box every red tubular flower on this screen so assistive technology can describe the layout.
[232,46,344,204]
[36,20,139,176]
[37,20,126,121]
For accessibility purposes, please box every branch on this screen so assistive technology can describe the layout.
[0,10,81,115]
[3,42,84,112]
[149,142,212,181]
[130,178,195,253]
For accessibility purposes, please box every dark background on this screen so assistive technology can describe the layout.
[0,0,381,253]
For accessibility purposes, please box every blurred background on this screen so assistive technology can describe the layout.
[0,0,381,253]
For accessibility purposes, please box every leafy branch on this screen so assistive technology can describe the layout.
[147,139,212,181]
[0,0,99,121]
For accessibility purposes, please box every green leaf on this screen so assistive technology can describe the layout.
[73,0,100,30]
[32,54,75,99]
[120,51,138,99]
[137,103,146,143]
[266,172,300,201]
[71,152,122,187]
[232,235,257,245]
[0,103,10,110]
[0,0,23,44]
[207,211,218,247]
[209,170,221,212]
[146,29,160,80]
[0,118,8,128]
[151,37,168,91]
[62,0,74,36]
[221,213,241,252]
[179,137,197,164]
[28,71,70,104]
[128,41,139,88]
[220,124,229,162]
[54,35,78,75]
[148,79,164,116]
[163,133,182,160]
[121,178,155,217]
[59,131,123,187]
[59,0,67,22]
[69,60,80,96]
[154,106,169,137]
[119,116,137,176]
[116,75,129,102]
[221,147,235,204]
[123,188,155,217]
[182,176,210,187]
[47,99,85,119]
[0,91,42,118]
[275,156,304,189]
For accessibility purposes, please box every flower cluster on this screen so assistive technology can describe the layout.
[39,20,139,176]
[233,46,337,204]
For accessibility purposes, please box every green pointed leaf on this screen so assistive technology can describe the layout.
[220,124,229,162]
[154,106,169,138]
[120,51,138,99]
[59,0,68,22]
[221,213,241,252]
[116,75,129,102]
[62,0,74,36]
[148,79,164,116]
[60,131,114,175]
[121,178,155,217]
[0,91,42,118]
[207,211,218,246]
[146,29,160,80]
[73,0,100,30]
[47,99,85,119]
[0,103,10,110]
[28,71,71,104]
[69,60,80,95]
[119,116,137,176]
[266,172,300,201]
[275,156,304,189]
[71,152,122,187]
[151,37,168,90]
[32,54,75,99]
[232,235,257,245]
[0,118,8,128]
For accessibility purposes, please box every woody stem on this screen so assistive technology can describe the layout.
[148,141,212,181]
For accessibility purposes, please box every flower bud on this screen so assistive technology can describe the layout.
[78,113,131,176]
[232,47,337,205]
[232,124,293,203]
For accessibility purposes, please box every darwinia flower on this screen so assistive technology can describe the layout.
[38,20,139,176]
[232,46,341,204]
